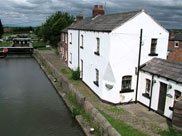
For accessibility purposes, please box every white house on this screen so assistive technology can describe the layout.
[138,58,182,119]
[68,6,169,104]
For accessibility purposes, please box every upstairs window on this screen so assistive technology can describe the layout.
[174,41,179,48]
[65,34,68,44]
[94,38,100,55]
[149,39,158,56]
[93,69,99,87]
[80,35,83,49]
[70,33,72,44]
[121,76,132,90]
[62,33,64,42]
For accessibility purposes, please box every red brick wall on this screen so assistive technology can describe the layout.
[168,41,182,50]
[168,48,182,63]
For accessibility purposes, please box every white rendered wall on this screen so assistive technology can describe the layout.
[109,11,169,103]
[79,31,111,101]
[138,71,182,119]
[68,30,79,70]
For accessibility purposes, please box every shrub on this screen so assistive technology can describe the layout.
[72,68,80,80]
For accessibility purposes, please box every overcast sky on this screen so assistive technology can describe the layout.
[0,0,182,29]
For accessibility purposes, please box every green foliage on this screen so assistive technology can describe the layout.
[0,19,4,38]
[0,41,11,47]
[61,68,70,74]
[72,68,80,80]
[158,127,182,136]
[34,11,74,47]
[99,110,148,136]
[72,107,80,117]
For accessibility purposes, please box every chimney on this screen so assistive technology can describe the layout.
[170,31,175,39]
[76,12,83,23]
[92,5,104,18]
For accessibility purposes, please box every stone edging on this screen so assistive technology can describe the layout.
[33,50,121,136]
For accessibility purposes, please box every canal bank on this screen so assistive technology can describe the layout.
[33,50,121,136]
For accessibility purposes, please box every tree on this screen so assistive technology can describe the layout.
[35,11,74,46]
[0,19,4,38]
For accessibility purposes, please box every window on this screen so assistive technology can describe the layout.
[69,53,72,64]
[174,90,181,101]
[65,34,67,44]
[62,33,64,42]
[70,33,72,44]
[149,39,158,56]
[93,69,99,86]
[174,41,179,48]
[121,76,132,90]
[146,79,151,95]
[94,38,100,55]
[80,35,83,49]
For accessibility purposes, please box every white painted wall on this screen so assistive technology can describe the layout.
[79,30,111,100]
[68,30,79,70]
[68,11,169,104]
[109,11,169,103]
[138,71,182,119]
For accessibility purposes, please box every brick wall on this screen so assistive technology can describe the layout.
[168,48,182,63]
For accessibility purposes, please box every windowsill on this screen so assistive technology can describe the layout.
[93,81,99,87]
[69,61,72,64]
[142,93,151,99]
[80,46,84,49]
[148,53,158,56]
[120,89,134,93]
[94,52,100,56]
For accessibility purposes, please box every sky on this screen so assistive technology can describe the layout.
[0,0,182,29]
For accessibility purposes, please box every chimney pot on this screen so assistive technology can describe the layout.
[92,5,104,18]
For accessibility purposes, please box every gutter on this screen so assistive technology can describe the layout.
[135,29,143,103]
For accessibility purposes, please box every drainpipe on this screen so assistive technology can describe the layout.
[78,30,80,69]
[135,29,143,103]
[149,74,154,111]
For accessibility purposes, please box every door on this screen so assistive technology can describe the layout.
[158,82,167,114]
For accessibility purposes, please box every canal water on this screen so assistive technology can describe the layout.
[0,56,84,136]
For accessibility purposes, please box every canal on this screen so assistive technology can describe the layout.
[0,56,84,136]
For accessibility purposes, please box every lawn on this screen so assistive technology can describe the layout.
[32,41,47,48]
[0,41,12,47]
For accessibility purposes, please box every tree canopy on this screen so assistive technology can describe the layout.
[35,11,74,46]
[0,19,4,38]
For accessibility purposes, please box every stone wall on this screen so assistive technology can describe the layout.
[34,50,120,136]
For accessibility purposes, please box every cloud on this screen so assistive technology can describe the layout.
[0,0,181,28]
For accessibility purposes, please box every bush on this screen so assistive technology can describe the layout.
[72,68,80,80]
[72,107,80,117]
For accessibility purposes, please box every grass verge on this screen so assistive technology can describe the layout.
[158,127,182,136]
[0,41,12,47]
[99,110,148,136]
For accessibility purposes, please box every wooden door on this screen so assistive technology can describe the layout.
[158,82,167,114]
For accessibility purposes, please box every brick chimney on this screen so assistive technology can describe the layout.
[92,5,104,18]
[170,31,175,39]
[76,12,83,23]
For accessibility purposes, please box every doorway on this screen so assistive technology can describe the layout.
[158,82,167,114]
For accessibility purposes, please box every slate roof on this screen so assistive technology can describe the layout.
[68,10,143,32]
[61,27,68,33]
[170,33,182,41]
[140,58,182,83]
